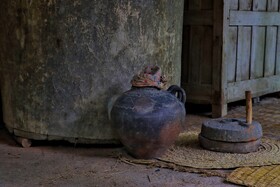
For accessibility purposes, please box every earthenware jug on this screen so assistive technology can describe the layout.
[111,85,186,159]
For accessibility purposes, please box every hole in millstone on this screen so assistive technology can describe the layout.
[219,118,241,124]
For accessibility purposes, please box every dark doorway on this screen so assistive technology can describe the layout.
[0,92,3,129]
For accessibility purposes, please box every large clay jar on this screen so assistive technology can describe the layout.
[111,85,186,159]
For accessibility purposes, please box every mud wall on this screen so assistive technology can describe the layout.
[0,0,184,143]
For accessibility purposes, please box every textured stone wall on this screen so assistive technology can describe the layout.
[0,0,184,143]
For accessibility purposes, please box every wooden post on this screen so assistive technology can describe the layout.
[245,91,252,124]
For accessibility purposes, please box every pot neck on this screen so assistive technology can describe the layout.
[131,86,161,90]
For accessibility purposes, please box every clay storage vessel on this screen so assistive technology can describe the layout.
[111,66,186,159]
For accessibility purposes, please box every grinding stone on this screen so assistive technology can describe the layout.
[199,134,261,153]
[200,118,263,142]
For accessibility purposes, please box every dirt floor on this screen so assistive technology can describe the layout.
[1,94,279,187]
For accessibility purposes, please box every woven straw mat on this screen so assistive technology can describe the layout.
[157,131,280,169]
[226,165,280,187]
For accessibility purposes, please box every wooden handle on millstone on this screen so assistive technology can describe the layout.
[246,91,252,124]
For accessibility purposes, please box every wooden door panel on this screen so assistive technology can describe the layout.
[264,27,277,77]
[236,27,251,81]
[250,27,265,79]
[225,0,280,102]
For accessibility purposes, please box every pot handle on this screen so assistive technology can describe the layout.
[167,85,186,104]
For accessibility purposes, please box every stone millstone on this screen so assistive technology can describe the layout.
[200,118,262,142]
[199,118,263,153]
[199,134,261,153]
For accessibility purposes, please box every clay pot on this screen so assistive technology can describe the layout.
[111,85,186,159]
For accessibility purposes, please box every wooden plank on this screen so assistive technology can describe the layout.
[183,83,212,94]
[222,0,231,117]
[230,11,280,26]
[182,83,212,104]
[239,0,252,10]
[267,0,278,11]
[200,26,213,85]
[201,0,213,10]
[212,104,227,118]
[227,75,280,102]
[250,0,266,79]
[236,27,251,81]
[226,27,238,83]
[250,27,265,78]
[276,27,280,75]
[224,0,238,83]
[264,26,277,76]
[188,0,201,10]
[253,0,267,11]
[264,0,278,77]
[189,26,204,83]
[212,0,225,117]
[229,0,239,10]
[183,10,213,25]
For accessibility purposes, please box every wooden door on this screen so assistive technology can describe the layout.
[181,0,215,104]
[181,0,280,117]
[224,0,280,102]
[181,0,224,117]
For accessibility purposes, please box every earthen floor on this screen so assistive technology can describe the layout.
[0,94,279,187]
